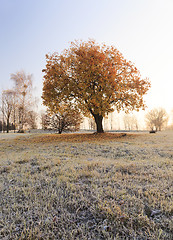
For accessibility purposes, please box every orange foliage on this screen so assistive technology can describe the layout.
[42,39,150,132]
[19,132,136,144]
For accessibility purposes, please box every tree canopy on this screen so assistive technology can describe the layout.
[42,39,151,133]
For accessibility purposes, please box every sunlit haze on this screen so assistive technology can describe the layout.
[0,0,173,126]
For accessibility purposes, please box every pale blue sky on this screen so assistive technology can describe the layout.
[0,0,173,115]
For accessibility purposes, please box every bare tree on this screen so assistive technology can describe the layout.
[44,104,82,134]
[41,112,51,130]
[0,96,4,132]
[7,90,17,132]
[1,90,14,133]
[0,120,2,132]
[25,110,37,129]
[10,71,33,130]
[145,108,168,131]
[88,117,96,130]
[123,113,139,131]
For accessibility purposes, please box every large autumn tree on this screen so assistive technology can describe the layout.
[42,40,150,133]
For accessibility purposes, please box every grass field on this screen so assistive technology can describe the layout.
[0,131,173,239]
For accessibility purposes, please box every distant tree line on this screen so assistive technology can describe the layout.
[123,113,139,131]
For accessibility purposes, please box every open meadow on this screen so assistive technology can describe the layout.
[0,131,173,240]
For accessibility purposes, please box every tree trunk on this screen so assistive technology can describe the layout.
[14,108,16,133]
[7,118,9,133]
[93,114,104,133]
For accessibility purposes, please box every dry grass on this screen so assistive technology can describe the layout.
[0,131,173,239]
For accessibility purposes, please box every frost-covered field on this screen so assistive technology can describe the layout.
[0,131,173,239]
